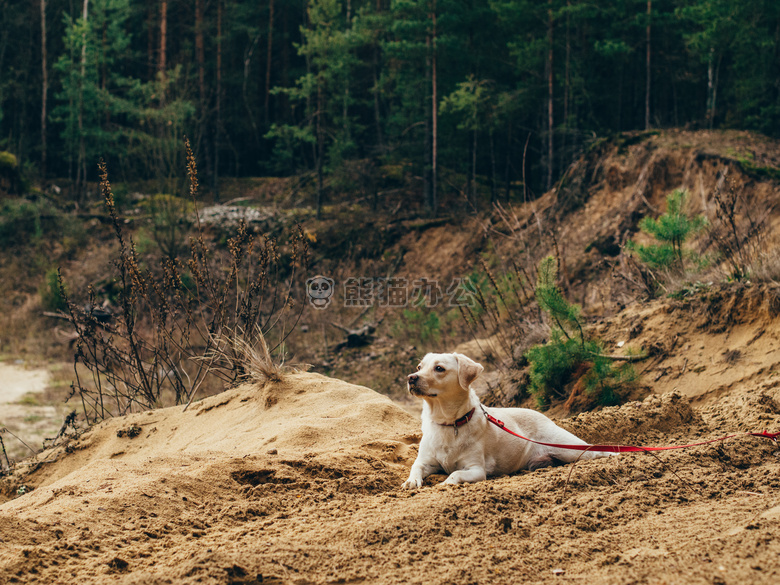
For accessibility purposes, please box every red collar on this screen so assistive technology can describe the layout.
[440,407,476,429]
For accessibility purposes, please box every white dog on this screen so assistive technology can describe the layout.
[403,352,609,487]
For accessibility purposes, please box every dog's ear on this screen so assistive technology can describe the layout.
[455,353,484,390]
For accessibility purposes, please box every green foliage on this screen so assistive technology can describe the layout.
[441,76,494,132]
[59,214,89,256]
[535,256,583,343]
[51,0,194,182]
[466,262,526,320]
[138,194,194,259]
[0,199,43,247]
[0,151,18,169]
[525,330,587,405]
[267,0,366,174]
[0,196,88,255]
[40,268,67,312]
[3,0,780,203]
[0,150,24,195]
[524,255,634,408]
[667,280,712,300]
[627,189,707,271]
[391,308,441,348]
[525,332,632,408]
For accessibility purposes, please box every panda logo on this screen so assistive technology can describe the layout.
[306,275,335,310]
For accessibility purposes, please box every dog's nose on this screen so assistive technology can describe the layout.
[408,374,418,384]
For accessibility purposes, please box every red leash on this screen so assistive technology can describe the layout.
[482,407,780,453]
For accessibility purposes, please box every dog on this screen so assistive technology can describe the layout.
[403,352,609,488]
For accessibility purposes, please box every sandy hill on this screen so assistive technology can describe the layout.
[2,363,780,584]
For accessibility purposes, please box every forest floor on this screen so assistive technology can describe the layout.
[2,129,780,583]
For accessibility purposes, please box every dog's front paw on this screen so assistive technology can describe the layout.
[402,477,422,489]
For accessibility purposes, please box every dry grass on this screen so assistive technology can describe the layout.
[195,325,283,390]
[707,173,773,281]
[751,247,780,283]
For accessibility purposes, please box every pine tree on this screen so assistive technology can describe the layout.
[627,189,707,271]
[52,0,194,187]
[525,255,635,407]
[266,0,365,215]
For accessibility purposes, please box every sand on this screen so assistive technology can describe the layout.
[1,367,779,585]
[0,363,49,404]
[0,363,59,462]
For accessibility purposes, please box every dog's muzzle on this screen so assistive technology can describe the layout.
[407,374,433,397]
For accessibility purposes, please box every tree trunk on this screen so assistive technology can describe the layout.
[281,3,290,122]
[147,5,155,81]
[645,0,651,130]
[617,64,623,130]
[466,124,473,206]
[77,0,89,200]
[102,20,108,124]
[431,0,438,216]
[40,0,47,178]
[546,0,554,192]
[242,32,260,144]
[424,34,432,212]
[159,0,167,75]
[316,80,324,220]
[343,0,352,145]
[195,0,205,107]
[706,48,722,129]
[264,0,274,126]
[562,0,570,170]
[490,128,496,204]
[194,0,211,181]
[706,48,714,126]
[504,121,512,202]
[712,53,721,129]
[471,127,477,211]
[159,0,167,101]
[372,0,383,151]
[213,0,222,201]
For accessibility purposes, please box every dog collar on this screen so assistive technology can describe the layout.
[440,407,477,434]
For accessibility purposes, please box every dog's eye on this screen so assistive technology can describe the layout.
[416,364,421,371]
[434,366,445,373]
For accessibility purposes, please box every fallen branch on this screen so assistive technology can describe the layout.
[42,310,72,321]
[0,428,37,456]
[330,322,379,351]
[590,352,649,363]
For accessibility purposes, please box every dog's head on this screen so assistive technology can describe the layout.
[406,352,484,400]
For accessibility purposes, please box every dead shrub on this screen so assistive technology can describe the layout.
[61,140,309,423]
[707,171,773,281]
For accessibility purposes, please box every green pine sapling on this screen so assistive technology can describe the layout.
[524,256,635,408]
[626,188,707,271]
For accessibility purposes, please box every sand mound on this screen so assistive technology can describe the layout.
[0,373,424,583]
[2,372,420,496]
[559,391,706,445]
[2,371,780,584]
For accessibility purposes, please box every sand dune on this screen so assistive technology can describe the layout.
[2,370,780,584]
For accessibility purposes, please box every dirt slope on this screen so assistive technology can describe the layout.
[482,130,780,316]
[2,367,780,584]
[591,282,780,403]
